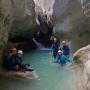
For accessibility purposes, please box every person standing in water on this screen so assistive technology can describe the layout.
[51,38,59,60]
[57,50,71,64]
[61,41,70,57]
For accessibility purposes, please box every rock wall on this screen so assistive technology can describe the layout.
[9,0,37,41]
[0,0,37,41]
[34,0,54,15]
[0,0,89,59]
[0,0,54,60]
[0,0,37,62]
[52,0,83,32]
[0,0,13,61]
[73,45,90,90]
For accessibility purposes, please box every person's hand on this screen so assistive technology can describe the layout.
[16,65,19,70]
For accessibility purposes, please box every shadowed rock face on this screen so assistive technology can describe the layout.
[9,0,54,43]
[0,0,37,43]
[0,0,54,55]
[9,0,37,41]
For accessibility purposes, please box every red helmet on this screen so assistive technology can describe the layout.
[10,48,17,53]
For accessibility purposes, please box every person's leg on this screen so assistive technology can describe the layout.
[23,64,30,67]
[54,52,58,60]
[21,64,34,71]
[60,57,66,64]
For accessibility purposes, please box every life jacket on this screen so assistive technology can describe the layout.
[3,54,17,69]
[62,45,70,56]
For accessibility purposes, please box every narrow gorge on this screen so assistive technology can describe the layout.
[0,0,90,90]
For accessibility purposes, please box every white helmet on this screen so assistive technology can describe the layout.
[58,50,62,53]
[17,50,23,54]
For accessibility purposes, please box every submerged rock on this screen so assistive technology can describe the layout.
[0,69,38,80]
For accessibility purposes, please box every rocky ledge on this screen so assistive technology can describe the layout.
[73,45,90,90]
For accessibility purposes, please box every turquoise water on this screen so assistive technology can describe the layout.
[0,50,76,90]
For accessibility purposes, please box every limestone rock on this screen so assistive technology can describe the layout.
[52,0,83,32]
[9,0,37,40]
[73,45,90,90]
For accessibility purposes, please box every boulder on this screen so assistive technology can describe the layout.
[73,45,90,90]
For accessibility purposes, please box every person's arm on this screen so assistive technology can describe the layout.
[51,44,54,55]
[15,58,22,70]
[51,44,53,50]
[67,46,70,55]
[56,55,60,62]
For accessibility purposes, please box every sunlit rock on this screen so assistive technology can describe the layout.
[73,45,90,90]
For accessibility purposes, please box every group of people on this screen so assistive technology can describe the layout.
[51,38,71,64]
[2,38,70,71]
[3,48,34,72]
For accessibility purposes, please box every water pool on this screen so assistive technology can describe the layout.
[0,50,76,90]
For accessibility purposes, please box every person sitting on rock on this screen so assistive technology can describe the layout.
[3,48,17,70]
[15,50,34,72]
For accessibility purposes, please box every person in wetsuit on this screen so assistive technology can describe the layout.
[57,50,71,64]
[51,38,59,59]
[61,41,70,57]
[15,50,34,72]
[3,48,17,70]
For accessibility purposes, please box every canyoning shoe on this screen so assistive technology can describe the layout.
[25,64,30,67]
[27,68,34,72]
